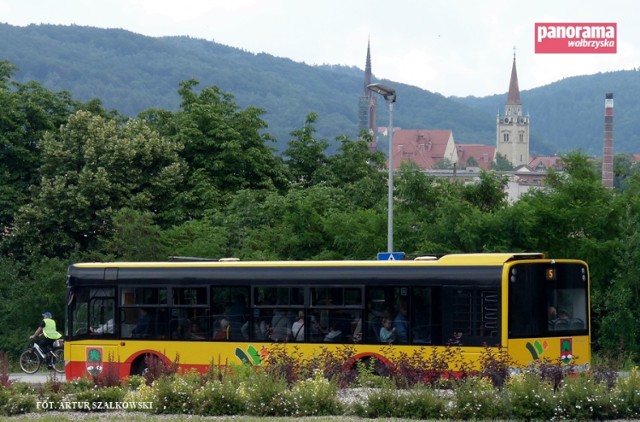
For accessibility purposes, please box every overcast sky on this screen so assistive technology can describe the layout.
[1,0,636,97]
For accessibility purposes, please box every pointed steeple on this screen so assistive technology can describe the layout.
[507,48,521,105]
[363,38,372,94]
[358,37,377,145]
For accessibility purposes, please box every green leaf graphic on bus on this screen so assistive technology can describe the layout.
[234,346,264,365]
[525,339,548,360]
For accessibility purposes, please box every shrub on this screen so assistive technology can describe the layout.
[66,376,95,393]
[92,358,121,388]
[262,343,301,385]
[242,371,289,416]
[151,375,195,414]
[122,382,155,412]
[286,370,342,416]
[613,367,640,419]
[122,374,146,391]
[74,386,126,412]
[554,373,620,420]
[351,385,401,418]
[143,353,179,386]
[7,382,35,395]
[0,352,12,389]
[0,389,36,416]
[447,376,507,420]
[397,387,447,419]
[354,358,394,389]
[505,370,556,420]
[193,379,245,416]
[478,345,513,389]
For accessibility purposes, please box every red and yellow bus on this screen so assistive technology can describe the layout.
[64,253,591,380]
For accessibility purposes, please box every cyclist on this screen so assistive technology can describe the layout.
[30,311,62,368]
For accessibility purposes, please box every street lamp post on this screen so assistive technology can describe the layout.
[367,83,397,253]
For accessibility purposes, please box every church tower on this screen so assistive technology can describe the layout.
[496,51,529,167]
[358,39,377,150]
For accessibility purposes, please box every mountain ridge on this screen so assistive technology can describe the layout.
[2,23,639,155]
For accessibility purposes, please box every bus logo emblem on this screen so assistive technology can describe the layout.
[560,338,573,364]
[86,347,104,377]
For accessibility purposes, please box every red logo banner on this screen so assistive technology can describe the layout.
[535,23,616,54]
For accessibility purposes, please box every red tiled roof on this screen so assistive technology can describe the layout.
[528,156,562,170]
[391,129,453,170]
[457,144,496,170]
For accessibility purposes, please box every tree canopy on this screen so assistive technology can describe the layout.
[0,66,639,360]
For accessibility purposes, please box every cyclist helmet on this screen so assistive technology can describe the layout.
[42,312,52,318]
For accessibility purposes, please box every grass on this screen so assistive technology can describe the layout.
[1,415,389,421]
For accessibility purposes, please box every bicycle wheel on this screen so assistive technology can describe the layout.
[53,349,65,374]
[19,349,41,374]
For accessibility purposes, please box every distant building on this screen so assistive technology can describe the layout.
[496,51,530,167]
[457,144,496,170]
[391,129,458,170]
[528,156,563,172]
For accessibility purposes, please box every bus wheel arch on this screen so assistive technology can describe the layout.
[128,350,170,376]
[350,352,393,376]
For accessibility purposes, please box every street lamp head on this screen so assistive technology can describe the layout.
[367,83,397,103]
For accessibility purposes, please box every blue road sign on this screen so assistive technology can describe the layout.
[377,252,406,261]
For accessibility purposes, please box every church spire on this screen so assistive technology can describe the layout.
[363,38,372,94]
[507,48,521,105]
[358,37,377,144]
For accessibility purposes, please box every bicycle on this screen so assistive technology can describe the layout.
[19,339,65,374]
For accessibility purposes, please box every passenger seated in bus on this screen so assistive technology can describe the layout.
[554,309,571,329]
[352,317,362,342]
[393,301,409,343]
[241,320,262,340]
[379,318,396,343]
[447,331,463,346]
[548,306,558,329]
[213,318,230,340]
[225,294,248,340]
[292,311,305,341]
[187,321,206,340]
[132,308,152,338]
[270,309,291,341]
[259,320,272,340]
[90,318,114,334]
[324,321,342,342]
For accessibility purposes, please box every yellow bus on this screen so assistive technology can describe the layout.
[64,253,591,380]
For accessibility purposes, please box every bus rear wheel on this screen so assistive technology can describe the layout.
[353,356,390,377]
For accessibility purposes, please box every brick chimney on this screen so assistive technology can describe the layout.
[602,93,614,188]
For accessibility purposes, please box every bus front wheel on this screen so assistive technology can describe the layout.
[130,356,149,377]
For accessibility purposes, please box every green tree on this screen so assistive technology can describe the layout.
[326,133,387,209]
[435,158,453,169]
[98,208,167,261]
[179,80,286,192]
[491,152,513,171]
[0,62,80,227]
[8,111,186,258]
[284,112,330,187]
[461,170,509,213]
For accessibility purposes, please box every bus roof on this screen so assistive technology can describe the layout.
[70,253,546,269]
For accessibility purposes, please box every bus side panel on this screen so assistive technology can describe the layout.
[507,336,591,368]
[66,343,121,379]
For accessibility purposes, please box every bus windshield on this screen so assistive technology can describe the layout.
[507,262,589,338]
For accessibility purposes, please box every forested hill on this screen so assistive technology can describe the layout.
[2,23,640,155]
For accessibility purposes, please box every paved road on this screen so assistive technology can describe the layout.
[9,372,65,383]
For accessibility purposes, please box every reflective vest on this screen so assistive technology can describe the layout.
[43,318,62,339]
